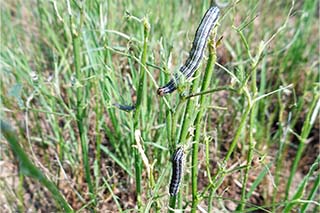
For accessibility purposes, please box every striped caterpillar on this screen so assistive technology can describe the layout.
[113,103,136,111]
[169,147,184,196]
[157,6,220,96]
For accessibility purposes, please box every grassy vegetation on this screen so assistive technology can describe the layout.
[1,0,319,212]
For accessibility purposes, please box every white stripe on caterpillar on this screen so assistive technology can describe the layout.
[169,147,184,196]
[157,6,220,96]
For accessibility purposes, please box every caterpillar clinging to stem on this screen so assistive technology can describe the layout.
[157,6,220,96]
[169,147,185,196]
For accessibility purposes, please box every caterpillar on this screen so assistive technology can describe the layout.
[157,6,220,96]
[169,147,184,196]
[113,103,136,111]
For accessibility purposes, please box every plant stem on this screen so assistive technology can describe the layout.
[69,7,95,204]
[133,18,150,208]
[94,82,102,188]
[185,86,236,99]
[239,41,259,210]
[224,87,252,162]
[169,195,177,213]
[207,188,215,213]
[171,100,185,151]
[239,104,256,210]
[18,173,24,212]
[191,38,217,212]
[178,69,202,145]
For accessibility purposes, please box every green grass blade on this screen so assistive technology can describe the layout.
[0,120,73,212]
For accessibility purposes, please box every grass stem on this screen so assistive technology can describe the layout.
[191,38,217,212]
[68,6,95,205]
[132,17,150,209]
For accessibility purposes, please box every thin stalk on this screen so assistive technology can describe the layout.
[178,68,202,145]
[205,137,213,185]
[207,188,215,213]
[166,111,172,149]
[185,86,237,99]
[177,190,183,209]
[149,167,160,212]
[239,103,256,210]
[169,196,177,213]
[132,18,150,208]
[206,136,214,212]
[94,82,102,189]
[224,87,252,162]
[285,92,320,199]
[51,112,64,187]
[68,6,95,204]
[18,173,24,212]
[191,38,217,212]
[171,100,185,151]
[141,19,150,138]
[239,39,259,210]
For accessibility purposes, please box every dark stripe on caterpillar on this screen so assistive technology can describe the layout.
[157,6,220,96]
